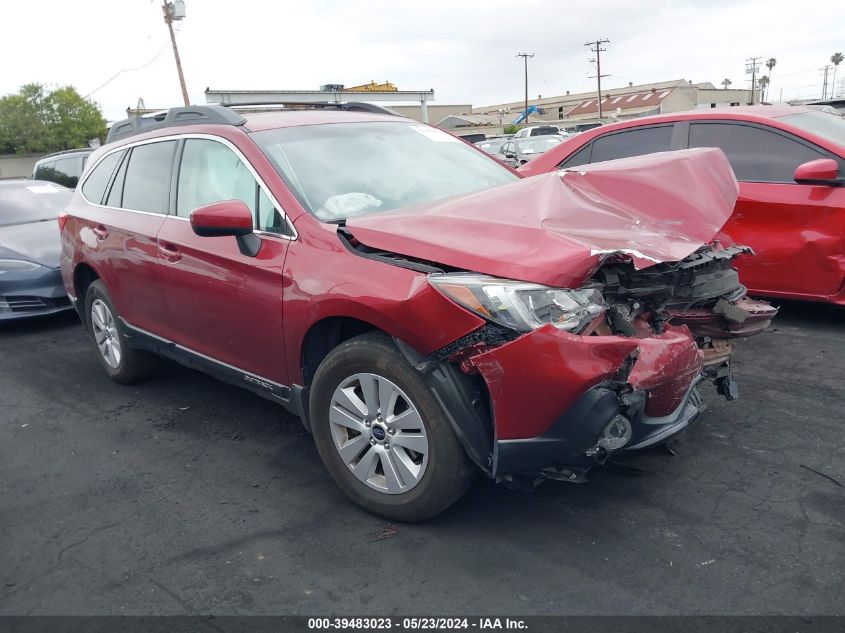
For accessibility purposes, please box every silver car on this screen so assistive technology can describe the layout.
[500,135,567,166]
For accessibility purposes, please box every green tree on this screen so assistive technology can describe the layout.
[44,86,107,151]
[721,78,732,90]
[0,83,106,154]
[831,53,844,98]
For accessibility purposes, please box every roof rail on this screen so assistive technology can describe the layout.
[218,101,405,117]
[106,105,247,144]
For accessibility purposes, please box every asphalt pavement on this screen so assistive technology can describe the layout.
[1,302,843,615]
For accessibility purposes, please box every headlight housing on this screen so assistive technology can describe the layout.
[0,259,42,275]
[429,273,605,334]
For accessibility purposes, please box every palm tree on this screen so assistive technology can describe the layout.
[721,78,732,90]
[831,53,844,98]
[765,58,777,100]
[758,76,770,102]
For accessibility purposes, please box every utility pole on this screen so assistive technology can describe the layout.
[745,57,761,104]
[516,53,534,123]
[585,39,610,120]
[163,1,190,106]
[820,65,831,99]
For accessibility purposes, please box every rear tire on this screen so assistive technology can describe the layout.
[84,280,158,384]
[310,332,476,521]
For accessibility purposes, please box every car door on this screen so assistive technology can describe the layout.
[686,121,845,299]
[77,141,175,334]
[154,136,293,385]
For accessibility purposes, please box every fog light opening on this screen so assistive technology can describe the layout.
[597,415,632,451]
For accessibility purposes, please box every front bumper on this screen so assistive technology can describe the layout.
[463,323,704,476]
[0,266,72,321]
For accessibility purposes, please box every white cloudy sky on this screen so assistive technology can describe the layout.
[2,0,843,121]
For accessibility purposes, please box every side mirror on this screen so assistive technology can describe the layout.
[190,199,260,257]
[504,151,516,159]
[794,158,843,186]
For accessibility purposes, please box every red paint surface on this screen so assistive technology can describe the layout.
[189,200,254,233]
[519,106,845,304]
[348,148,738,286]
[468,324,701,440]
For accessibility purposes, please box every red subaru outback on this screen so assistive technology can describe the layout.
[60,105,775,521]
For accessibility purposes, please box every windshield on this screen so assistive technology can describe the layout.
[518,137,563,153]
[0,182,73,227]
[251,121,518,221]
[778,111,845,147]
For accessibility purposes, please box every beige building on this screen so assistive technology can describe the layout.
[0,154,43,180]
[472,79,759,129]
[391,104,472,123]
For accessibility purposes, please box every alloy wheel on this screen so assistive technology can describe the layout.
[91,299,121,369]
[328,372,429,494]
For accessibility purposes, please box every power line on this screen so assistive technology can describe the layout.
[83,42,170,99]
[585,39,610,119]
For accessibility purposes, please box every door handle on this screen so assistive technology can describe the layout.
[92,225,109,241]
[158,241,182,263]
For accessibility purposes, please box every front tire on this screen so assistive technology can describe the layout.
[310,333,476,521]
[84,280,158,384]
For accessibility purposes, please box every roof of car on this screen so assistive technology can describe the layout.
[596,105,812,130]
[35,148,94,162]
[241,109,410,132]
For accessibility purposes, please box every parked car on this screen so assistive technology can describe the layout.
[520,106,845,305]
[513,124,567,138]
[61,105,774,521]
[0,180,74,320]
[32,148,94,188]
[501,135,566,166]
[474,136,512,156]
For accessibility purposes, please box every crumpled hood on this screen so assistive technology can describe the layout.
[346,148,739,288]
[0,220,61,268]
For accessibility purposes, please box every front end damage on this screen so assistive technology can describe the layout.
[342,148,778,483]
[399,244,776,482]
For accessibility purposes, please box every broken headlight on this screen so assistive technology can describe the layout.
[429,273,605,334]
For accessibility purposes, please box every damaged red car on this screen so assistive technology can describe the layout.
[519,106,845,305]
[60,105,775,521]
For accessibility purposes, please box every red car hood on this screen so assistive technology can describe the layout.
[346,148,739,288]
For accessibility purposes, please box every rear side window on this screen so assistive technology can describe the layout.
[53,156,84,188]
[688,123,825,183]
[122,141,177,213]
[81,151,123,204]
[590,126,673,163]
[34,160,57,182]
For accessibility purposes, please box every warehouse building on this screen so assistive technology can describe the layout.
[457,79,758,136]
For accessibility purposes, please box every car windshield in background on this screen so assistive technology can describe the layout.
[778,111,845,145]
[251,122,518,221]
[519,137,564,153]
[0,182,73,227]
[476,139,509,154]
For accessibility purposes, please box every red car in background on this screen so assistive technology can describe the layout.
[520,106,845,305]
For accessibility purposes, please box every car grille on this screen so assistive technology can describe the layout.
[3,296,70,312]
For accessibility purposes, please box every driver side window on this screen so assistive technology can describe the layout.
[176,138,289,234]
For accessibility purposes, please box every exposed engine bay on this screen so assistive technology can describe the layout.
[593,244,777,398]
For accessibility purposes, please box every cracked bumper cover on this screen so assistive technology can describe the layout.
[464,323,705,476]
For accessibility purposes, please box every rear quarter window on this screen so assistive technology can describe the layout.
[81,151,123,204]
